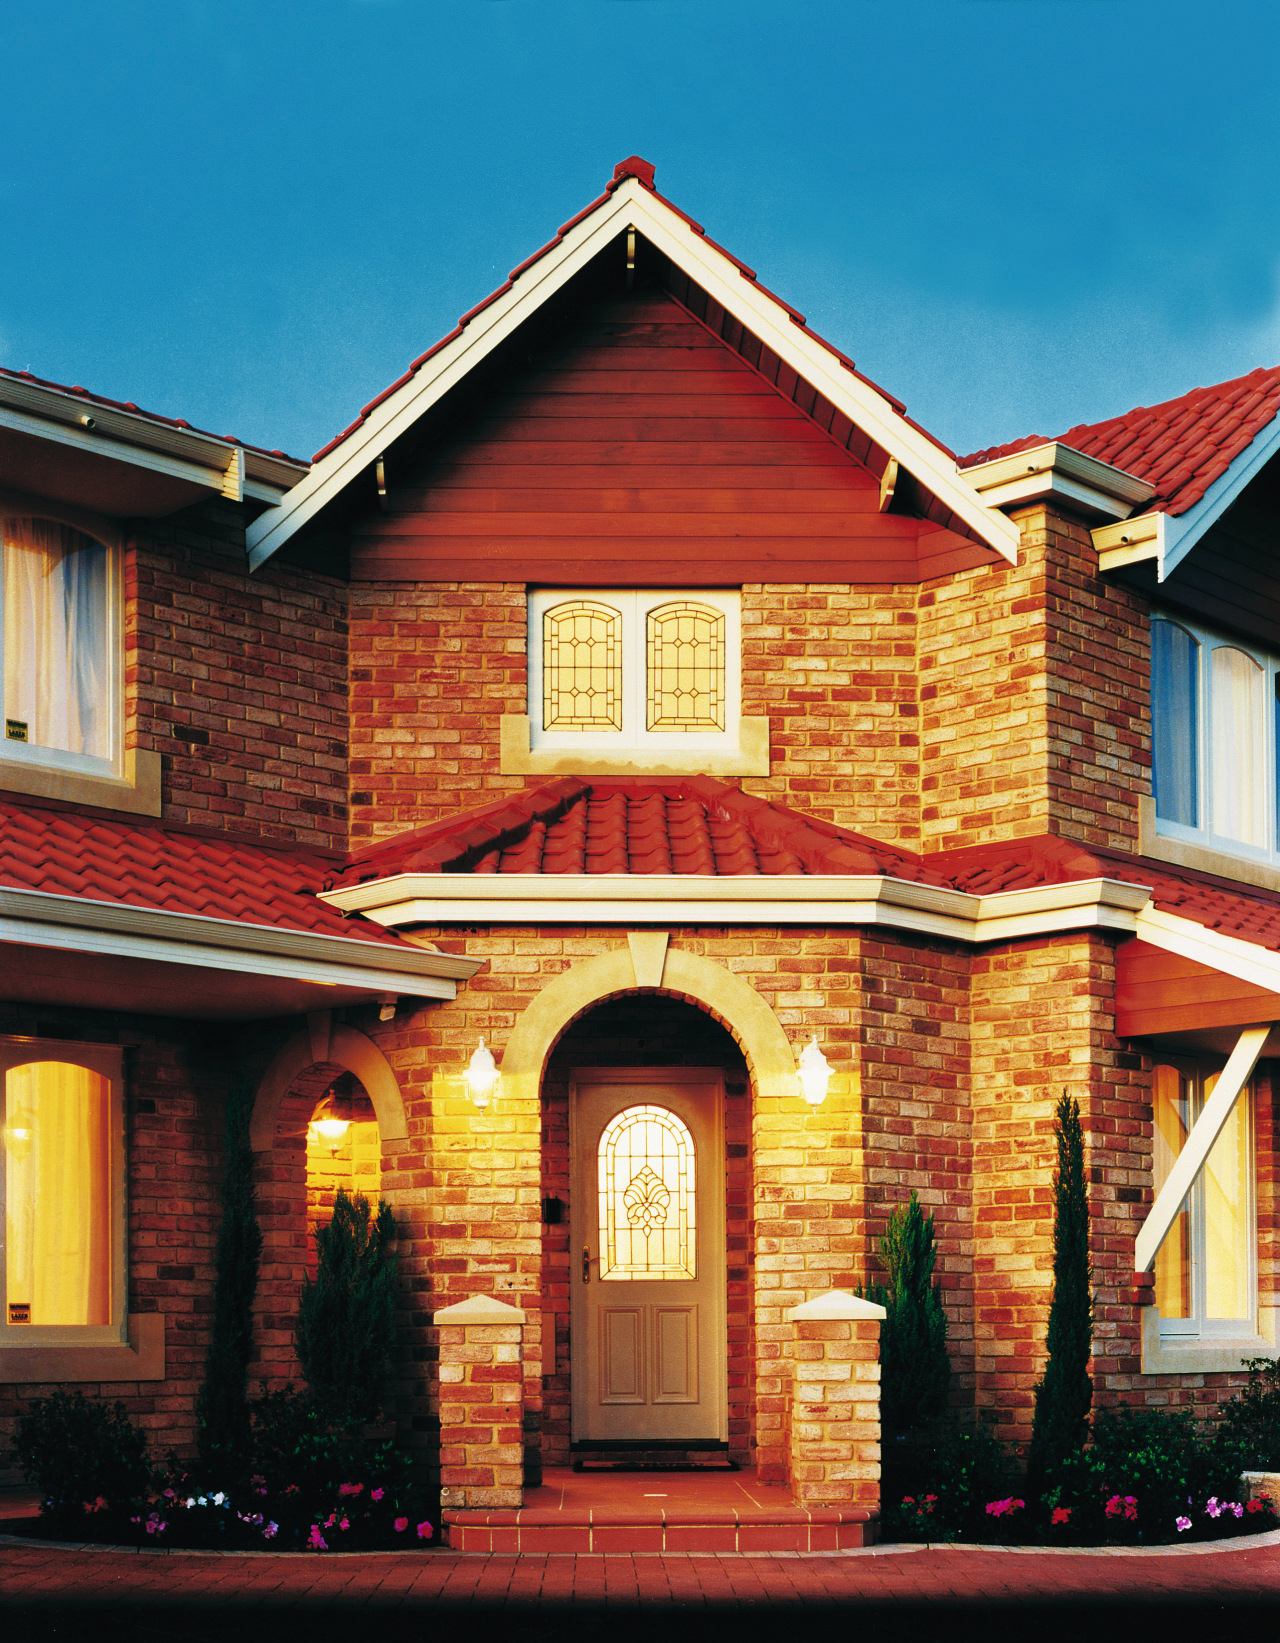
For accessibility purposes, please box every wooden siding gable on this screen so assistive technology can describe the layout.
[350,292,993,586]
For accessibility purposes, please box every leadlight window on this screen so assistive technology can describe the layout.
[528,589,740,754]
[1152,1060,1255,1337]
[597,1103,696,1281]
[542,600,623,729]
[646,602,725,731]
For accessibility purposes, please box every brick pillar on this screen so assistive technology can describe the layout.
[785,1291,885,1512]
[433,1294,526,1510]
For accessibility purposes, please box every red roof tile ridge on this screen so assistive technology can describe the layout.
[0,363,308,468]
[309,157,953,467]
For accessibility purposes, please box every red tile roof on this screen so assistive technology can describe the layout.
[332,777,951,887]
[311,156,953,466]
[0,364,309,468]
[961,364,1280,519]
[0,799,405,946]
[945,834,1280,954]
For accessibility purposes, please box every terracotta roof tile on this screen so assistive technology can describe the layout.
[0,799,405,947]
[331,776,950,888]
[961,364,1280,518]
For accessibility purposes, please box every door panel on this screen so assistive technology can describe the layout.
[571,1069,725,1443]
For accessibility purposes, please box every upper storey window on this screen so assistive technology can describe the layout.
[2,518,118,775]
[529,590,740,754]
[1152,615,1280,863]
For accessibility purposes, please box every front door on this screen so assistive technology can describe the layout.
[570,1068,726,1443]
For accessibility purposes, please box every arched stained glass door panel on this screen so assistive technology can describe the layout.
[597,1103,696,1281]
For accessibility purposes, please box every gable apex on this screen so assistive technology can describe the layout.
[246,161,1020,571]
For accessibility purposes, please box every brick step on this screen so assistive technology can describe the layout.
[571,1444,736,1472]
[442,1467,875,1553]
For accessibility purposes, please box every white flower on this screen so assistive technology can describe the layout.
[212,1492,227,1506]
[184,1498,196,1509]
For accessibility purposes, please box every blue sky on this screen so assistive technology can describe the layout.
[2,0,1278,462]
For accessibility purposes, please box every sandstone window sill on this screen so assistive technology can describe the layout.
[0,1312,165,1383]
[499,715,770,778]
[1140,1304,1275,1376]
[0,748,162,818]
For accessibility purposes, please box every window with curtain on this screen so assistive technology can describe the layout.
[1150,614,1280,863]
[1152,1059,1255,1338]
[528,589,740,754]
[1,1041,122,1339]
[2,518,116,770]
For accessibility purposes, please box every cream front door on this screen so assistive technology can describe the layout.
[571,1069,726,1443]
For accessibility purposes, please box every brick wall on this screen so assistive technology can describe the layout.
[131,501,349,850]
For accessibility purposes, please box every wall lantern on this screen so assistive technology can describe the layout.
[796,1037,833,1106]
[309,1075,357,1153]
[466,1039,501,1109]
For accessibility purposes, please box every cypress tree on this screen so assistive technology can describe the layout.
[295,1189,398,1425]
[862,1191,950,1434]
[1028,1091,1093,1496]
[195,1075,263,1481]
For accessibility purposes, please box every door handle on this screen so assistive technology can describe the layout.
[582,1244,591,1284]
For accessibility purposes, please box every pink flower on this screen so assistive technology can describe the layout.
[1206,1498,1223,1519]
[1176,1516,1192,1532]
[339,1483,362,1496]
[340,1517,350,1531]
[307,1525,328,1551]
[370,1488,385,1502]
[416,1521,432,1540]
[395,1517,409,1532]
[263,1522,279,1540]
[1051,1507,1071,1525]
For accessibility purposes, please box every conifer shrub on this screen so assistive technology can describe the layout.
[861,1190,950,1434]
[14,1390,151,1530]
[295,1189,399,1424]
[1216,1357,1280,1470]
[1028,1092,1092,1498]
[194,1076,263,1483]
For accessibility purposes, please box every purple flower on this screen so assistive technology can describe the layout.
[1176,1516,1192,1533]
[307,1525,328,1551]
[1206,1498,1223,1519]
[263,1522,279,1540]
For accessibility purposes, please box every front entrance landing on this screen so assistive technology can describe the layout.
[442,1468,876,1553]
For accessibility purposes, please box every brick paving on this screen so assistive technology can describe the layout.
[4,1534,1280,1643]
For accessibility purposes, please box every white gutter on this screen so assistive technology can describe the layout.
[0,885,481,999]
[321,870,1151,941]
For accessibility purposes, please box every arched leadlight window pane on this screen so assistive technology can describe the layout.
[1210,644,1265,846]
[597,1104,696,1280]
[3,519,111,759]
[542,600,623,730]
[4,1061,111,1325]
[646,601,725,731]
[1151,619,1199,827]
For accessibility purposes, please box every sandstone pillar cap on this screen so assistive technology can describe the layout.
[433,1294,527,1324]
[786,1289,886,1322]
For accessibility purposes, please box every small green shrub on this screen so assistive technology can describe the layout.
[860,1191,950,1434]
[1216,1357,1280,1470]
[880,1415,1014,1540]
[13,1390,151,1528]
[295,1189,399,1424]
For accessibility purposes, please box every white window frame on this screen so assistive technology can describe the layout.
[0,517,124,780]
[0,1036,127,1349]
[1151,1055,1257,1345]
[528,589,742,755]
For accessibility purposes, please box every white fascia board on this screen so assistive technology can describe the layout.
[320,870,1149,942]
[247,176,1019,570]
[0,884,482,990]
[964,442,1156,523]
[1094,510,1165,573]
[0,909,457,999]
[1158,414,1280,582]
[1135,904,1280,997]
[0,402,237,498]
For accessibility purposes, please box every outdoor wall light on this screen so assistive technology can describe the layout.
[309,1076,357,1152]
[465,1039,501,1109]
[796,1037,833,1106]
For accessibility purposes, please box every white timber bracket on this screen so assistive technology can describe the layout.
[1134,1023,1272,1274]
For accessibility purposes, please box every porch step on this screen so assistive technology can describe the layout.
[443,1466,876,1553]
[572,1443,735,1472]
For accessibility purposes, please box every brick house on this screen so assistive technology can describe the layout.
[3,156,1280,1545]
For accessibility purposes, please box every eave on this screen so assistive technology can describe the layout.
[320,870,1151,943]
[0,884,482,1021]
[963,441,1156,523]
[247,177,1020,570]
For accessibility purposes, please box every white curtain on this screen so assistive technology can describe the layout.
[5,1062,111,1326]
[1210,645,1265,846]
[3,518,110,759]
